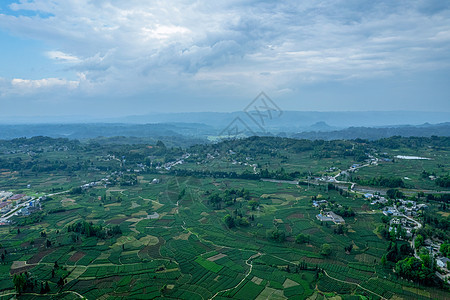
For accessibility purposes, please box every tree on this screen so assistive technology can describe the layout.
[334,224,345,235]
[420,254,433,270]
[156,140,166,148]
[69,186,83,195]
[440,242,450,258]
[387,189,403,199]
[178,188,186,200]
[13,273,26,294]
[248,200,258,210]
[295,233,310,244]
[320,244,332,256]
[344,244,353,253]
[395,257,434,284]
[57,277,64,289]
[386,242,404,263]
[399,244,413,256]
[236,216,250,226]
[267,228,286,243]
[415,234,424,249]
[223,214,235,228]
[435,176,450,188]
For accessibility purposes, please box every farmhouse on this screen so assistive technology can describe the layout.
[312,200,328,207]
[437,257,450,269]
[18,207,30,216]
[8,194,26,202]
[316,211,345,224]
[370,196,387,205]
[383,206,401,216]
[0,191,13,201]
[0,202,12,213]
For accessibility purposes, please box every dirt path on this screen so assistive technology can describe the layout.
[0,290,84,299]
[210,252,262,299]
[322,269,387,300]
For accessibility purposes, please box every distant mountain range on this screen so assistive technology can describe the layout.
[0,121,448,142]
[110,111,450,130]
[290,122,450,140]
[2,111,449,128]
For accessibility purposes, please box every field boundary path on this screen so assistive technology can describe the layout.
[209,252,262,299]
[0,290,84,299]
[322,270,387,300]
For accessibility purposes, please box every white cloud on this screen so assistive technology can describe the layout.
[9,78,79,95]
[0,0,449,107]
[46,51,80,63]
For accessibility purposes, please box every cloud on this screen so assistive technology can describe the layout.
[46,51,80,63]
[0,0,449,113]
[11,77,78,89]
[5,78,80,97]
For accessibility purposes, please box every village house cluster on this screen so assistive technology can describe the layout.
[381,200,428,217]
[0,191,41,225]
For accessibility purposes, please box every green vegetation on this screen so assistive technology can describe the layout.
[194,256,223,273]
[320,244,332,256]
[395,257,434,284]
[0,135,448,299]
[441,243,450,258]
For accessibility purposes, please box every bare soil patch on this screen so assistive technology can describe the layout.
[69,251,86,263]
[251,276,263,285]
[10,265,34,275]
[130,201,141,209]
[61,198,76,207]
[173,232,191,241]
[27,248,55,264]
[207,253,227,262]
[11,261,27,270]
[156,219,173,224]
[287,213,304,219]
[106,217,128,225]
[284,223,292,233]
[304,228,320,235]
[283,278,299,288]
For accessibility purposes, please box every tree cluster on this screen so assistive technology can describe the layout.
[67,221,121,239]
[266,228,286,243]
[354,176,405,188]
[295,233,310,244]
[435,176,450,188]
[440,242,450,258]
[395,257,434,284]
[381,242,414,265]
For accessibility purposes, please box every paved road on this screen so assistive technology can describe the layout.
[0,198,35,222]
[0,189,70,223]
[261,178,299,185]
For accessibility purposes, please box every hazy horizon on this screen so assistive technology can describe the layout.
[1,110,449,128]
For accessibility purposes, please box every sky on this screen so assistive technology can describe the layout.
[0,0,450,118]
